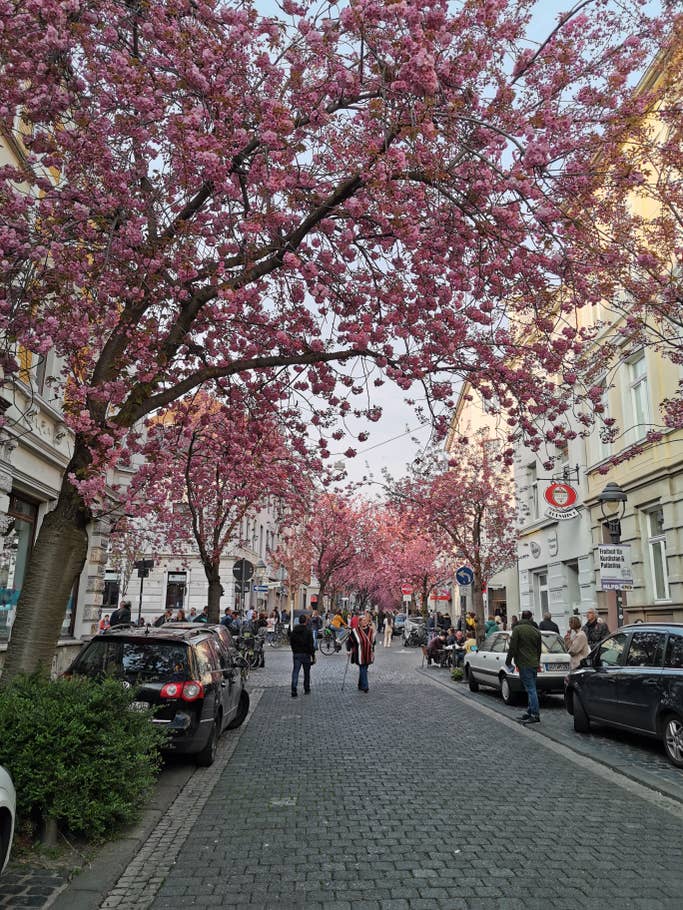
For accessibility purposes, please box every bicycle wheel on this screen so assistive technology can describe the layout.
[319,637,336,656]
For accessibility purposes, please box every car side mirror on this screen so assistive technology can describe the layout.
[579,655,593,669]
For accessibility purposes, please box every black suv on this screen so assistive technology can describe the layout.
[65,623,250,766]
[564,622,683,767]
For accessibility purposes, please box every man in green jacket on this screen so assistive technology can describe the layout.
[506,610,542,725]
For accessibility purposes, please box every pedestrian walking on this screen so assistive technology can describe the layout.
[310,609,322,650]
[564,615,591,669]
[153,608,173,627]
[484,615,498,637]
[109,600,131,627]
[583,608,610,648]
[539,611,560,633]
[347,612,375,693]
[505,609,542,725]
[174,608,186,622]
[383,613,393,647]
[289,614,315,697]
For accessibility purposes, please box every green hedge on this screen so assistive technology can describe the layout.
[0,674,164,842]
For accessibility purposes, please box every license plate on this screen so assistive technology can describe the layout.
[130,700,150,712]
[545,663,569,672]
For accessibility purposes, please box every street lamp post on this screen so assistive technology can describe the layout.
[597,482,628,628]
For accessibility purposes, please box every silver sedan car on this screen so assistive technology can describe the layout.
[464,630,571,705]
[0,764,15,874]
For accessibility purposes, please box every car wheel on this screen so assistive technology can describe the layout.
[196,717,220,767]
[227,690,250,730]
[500,676,517,705]
[466,666,479,692]
[573,695,591,734]
[662,714,683,768]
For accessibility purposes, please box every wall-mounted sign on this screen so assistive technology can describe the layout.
[543,482,580,521]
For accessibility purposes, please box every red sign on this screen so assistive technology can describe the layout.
[429,588,451,601]
[401,584,413,595]
[543,482,578,509]
[310,594,318,604]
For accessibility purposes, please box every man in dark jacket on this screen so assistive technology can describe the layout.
[583,608,610,648]
[289,615,315,697]
[506,610,542,725]
[538,612,559,633]
[109,600,132,627]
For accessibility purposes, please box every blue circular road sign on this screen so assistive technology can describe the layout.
[455,566,474,586]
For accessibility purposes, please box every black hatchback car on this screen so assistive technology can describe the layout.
[65,623,250,766]
[564,622,683,767]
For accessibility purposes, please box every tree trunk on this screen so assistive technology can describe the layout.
[473,576,486,644]
[1,462,90,685]
[205,562,223,624]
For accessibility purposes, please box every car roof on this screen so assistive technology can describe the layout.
[619,622,683,632]
[99,623,222,643]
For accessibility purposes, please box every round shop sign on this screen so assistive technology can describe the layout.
[544,482,578,509]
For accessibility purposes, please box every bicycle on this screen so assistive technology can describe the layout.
[266,622,289,649]
[319,626,347,656]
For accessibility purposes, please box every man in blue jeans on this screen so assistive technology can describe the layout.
[288,614,315,697]
[506,609,542,725]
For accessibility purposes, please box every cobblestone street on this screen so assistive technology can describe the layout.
[4,641,683,909]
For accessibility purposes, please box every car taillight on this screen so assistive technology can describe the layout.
[181,681,204,701]
[160,682,184,699]
[160,681,204,701]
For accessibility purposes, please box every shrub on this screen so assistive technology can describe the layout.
[450,667,464,682]
[0,673,164,842]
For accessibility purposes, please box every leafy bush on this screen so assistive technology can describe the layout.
[0,673,164,842]
[451,667,464,682]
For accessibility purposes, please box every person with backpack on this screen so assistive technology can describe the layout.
[288,615,315,697]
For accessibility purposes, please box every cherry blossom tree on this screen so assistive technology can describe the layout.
[0,0,668,677]
[299,493,365,613]
[124,391,318,623]
[388,435,517,637]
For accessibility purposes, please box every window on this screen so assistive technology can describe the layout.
[596,633,628,667]
[647,509,669,601]
[533,571,549,614]
[625,631,664,668]
[195,640,218,678]
[596,379,612,461]
[490,635,508,653]
[526,464,539,520]
[664,635,683,669]
[627,351,650,437]
[0,494,38,641]
[165,572,187,611]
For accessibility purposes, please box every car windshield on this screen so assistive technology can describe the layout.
[73,639,190,682]
[541,634,567,654]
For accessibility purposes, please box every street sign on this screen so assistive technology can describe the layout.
[252,584,269,592]
[401,584,413,596]
[598,544,633,590]
[543,482,580,521]
[136,568,150,578]
[134,558,154,570]
[430,588,450,601]
[232,559,254,582]
[455,566,474,586]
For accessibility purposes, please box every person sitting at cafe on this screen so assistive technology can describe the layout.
[448,629,467,666]
[426,631,448,666]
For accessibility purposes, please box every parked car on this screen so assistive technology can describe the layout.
[0,764,15,874]
[65,623,249,766]
[564,622,683,768]
[392,613,407,636]
[464,630,570,704]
